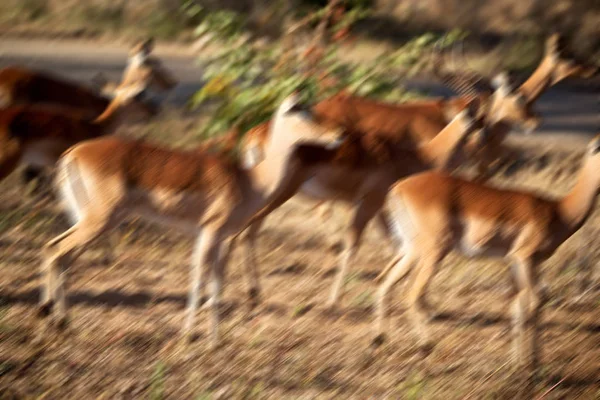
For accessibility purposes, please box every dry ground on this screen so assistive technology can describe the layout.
[0,112,599,399]
[0,37,598,400]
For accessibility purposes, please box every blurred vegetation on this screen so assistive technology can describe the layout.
[189,2,465,137]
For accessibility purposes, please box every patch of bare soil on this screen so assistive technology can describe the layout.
[0,117,599,399]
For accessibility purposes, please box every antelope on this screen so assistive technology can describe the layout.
[1,38,177,189]
[239,33,595,270]
[91,38,178,100]
[234,69,537,229]
[0,38,177,119]
[0,82,157,187]
[37,94,375,346]
[435,33,597,178]
[371,134,600,370]
[235,94,494,309]
[518,34,597,105]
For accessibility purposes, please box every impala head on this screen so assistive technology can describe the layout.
[544,34,598,84]
[488,72,540,134]
[94,82,159,126]
[122,37,178,94]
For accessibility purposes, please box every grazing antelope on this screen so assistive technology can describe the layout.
[0,38,176,119]
[238,94,493,308]
[372,134,600,369]
[0,83,157,186]
[37,95,360,345]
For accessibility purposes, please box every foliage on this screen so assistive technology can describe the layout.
[190,3,464,138]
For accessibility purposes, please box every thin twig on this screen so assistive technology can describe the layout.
[535,377,566,400]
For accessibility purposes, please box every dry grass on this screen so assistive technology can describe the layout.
[0,112,599,399]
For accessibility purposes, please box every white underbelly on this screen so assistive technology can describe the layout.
[458,241,509,258]
[299,177,339,200]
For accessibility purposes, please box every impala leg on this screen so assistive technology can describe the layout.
[244,220,264,306]
[40,214,114,328]
[209,239,227,348]
[510,257,543,371]
[327,192,385,308]
[374,249,405,283]
[22,167,45,196]
[407,248,443,353]
[373,250,416,346]
[183,229,220,341]
[203,234,236,310]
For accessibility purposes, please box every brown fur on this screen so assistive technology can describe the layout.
[0,84,154,183]
[374,134,600,371]
[239,98,487,307]
[0,38,177,119]
[0,67,109,118]
[519,34,598,104]
[39,131,342,346]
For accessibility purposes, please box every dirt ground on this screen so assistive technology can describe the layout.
[0,42,599,399]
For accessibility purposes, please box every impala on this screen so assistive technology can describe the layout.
[235,94,493,308]
[38,94,371,345]
[233,34,595,307]
[0,38,176,119]
[91,38,177,100]
[0,83,157,186]
[372,134,600,370]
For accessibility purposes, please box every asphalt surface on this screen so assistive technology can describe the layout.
[0,38,598,142]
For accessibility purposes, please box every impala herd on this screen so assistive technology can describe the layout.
[0,34,597,373]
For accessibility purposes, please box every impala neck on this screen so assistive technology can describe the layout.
[558,157,600,231]
[263,111,333,186]
[518,57,555,104]
[92,99,126,134]
[418,112,470,168]
[246,157,276,194]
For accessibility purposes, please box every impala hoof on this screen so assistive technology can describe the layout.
[418,341,435,357]
[371,334,386,349]
[248,288,261,309]
[181,332,195,345]
[56,317,69,331]
[37,302,54,318]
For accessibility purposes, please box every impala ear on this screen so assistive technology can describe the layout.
[279,91,311,114]
[129,37,154,64]
[588,135,600,155]
[133,37,154,56]
[141,37,155,53]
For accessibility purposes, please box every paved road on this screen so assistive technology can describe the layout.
[0,38,598,142]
